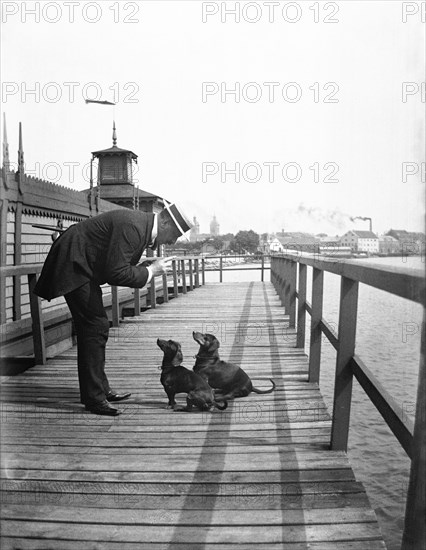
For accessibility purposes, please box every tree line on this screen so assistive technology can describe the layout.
[167,230,261,255]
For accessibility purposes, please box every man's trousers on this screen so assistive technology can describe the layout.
[65,281,111,405]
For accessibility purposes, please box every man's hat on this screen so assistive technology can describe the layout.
[164,201,193,239]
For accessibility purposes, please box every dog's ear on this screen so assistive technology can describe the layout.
[168,339,181,350]
[206,334,220,349]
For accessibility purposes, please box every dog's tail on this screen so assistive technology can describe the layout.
[213,399,228,410]
[252,378,276,394]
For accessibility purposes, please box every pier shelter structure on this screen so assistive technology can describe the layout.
[0,119,165,361]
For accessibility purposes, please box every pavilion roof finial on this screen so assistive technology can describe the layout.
[112,120,117,146]
[18,122,24,171]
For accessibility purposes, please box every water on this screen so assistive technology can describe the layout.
[205,256,424,550]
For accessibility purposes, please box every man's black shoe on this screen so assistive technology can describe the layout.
[85,400,120,416]
[106,391,131,402]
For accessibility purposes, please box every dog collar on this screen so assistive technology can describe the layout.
[193,354,217,361]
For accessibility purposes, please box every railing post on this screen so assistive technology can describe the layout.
[201,258,206,286]
[270,257,275,288]
[28,273,47,365]
[111,286,120,327]
[188,259,194,291]
[181,260,187,294]
[150,277,157,308]
[296,263,307,348]
[162,273,169,303]
[172,260,179,298]
[261,254,265,282]
[220,256,223,283]
[330,276,359,451]
[13,201,23,321]
[288,260,297,328]
[278,258,285,306]
[309,268,324,383]
[194,259,200,288]
[134,287,141,316]
[401,315,425,550]
[284,259,290,312]
[0,197,8,324]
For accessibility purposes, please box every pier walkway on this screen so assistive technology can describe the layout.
[0,281,386,549]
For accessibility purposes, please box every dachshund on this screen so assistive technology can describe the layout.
[157,338,227,412]
[192,331,275,401]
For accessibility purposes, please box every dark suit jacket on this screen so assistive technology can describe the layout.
[34,210,155,300]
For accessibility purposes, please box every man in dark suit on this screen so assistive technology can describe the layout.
[34,204,192,416]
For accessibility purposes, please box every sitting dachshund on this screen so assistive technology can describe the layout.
[192,331,276,401]
[157,338,227,412]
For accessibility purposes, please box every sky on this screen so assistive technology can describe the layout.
[1,0,425,236]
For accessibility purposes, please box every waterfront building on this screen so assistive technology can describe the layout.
[259,234,285,253]
[378,235,400,255]
[339,230,379,253]
[386,229,425,256]
[276,232,319,253]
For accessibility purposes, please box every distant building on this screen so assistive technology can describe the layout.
[378,235,400,255]
[317,235,341,246]
[190,216,200,242]
[276,232,319,253]
[210,215,220,236]
[386,230,425,255]
[259,234,284,253]
[340,230,379,253]
[197,233,212,241]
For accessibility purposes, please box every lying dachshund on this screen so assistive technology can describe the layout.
[157,338,227,412]
[192,331,276,400]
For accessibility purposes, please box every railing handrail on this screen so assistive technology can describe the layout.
[167,253,271,261]
[0,264,43,277]
[273,251,425,304]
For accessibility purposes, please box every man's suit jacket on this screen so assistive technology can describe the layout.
[34,210,155,300]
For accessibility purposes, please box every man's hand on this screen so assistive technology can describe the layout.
[149,259,167,277]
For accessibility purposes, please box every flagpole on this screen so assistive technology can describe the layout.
[85,97,116,214]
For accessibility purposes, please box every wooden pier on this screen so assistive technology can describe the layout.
[0,280,387,549]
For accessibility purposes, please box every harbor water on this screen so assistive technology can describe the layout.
[205,256,424,550]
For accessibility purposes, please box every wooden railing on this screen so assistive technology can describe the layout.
[1,256,212,364]
[185,253,270,282]
[0,264,45,365]
[112,253,270,325]
[110,257,204,326]
[270,253,425,550]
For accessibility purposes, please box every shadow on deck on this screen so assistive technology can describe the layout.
[0,281,386,549]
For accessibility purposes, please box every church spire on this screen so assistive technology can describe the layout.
[2,113,10,174]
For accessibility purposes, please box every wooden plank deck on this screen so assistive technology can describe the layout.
[0,281,387,549]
